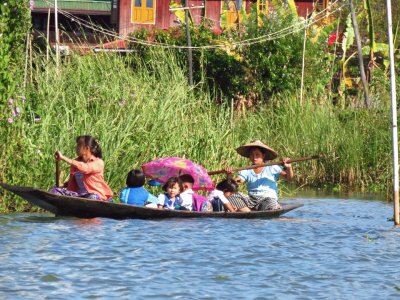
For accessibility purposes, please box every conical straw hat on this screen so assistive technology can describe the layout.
[236,140,278,160]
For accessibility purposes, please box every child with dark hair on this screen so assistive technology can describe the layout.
[157,177,183,210]
[178,174,200,211]
[226,140,293,211]
[51,135,113,201]
[206,179,238,212]
[119,169,158,206]
[178,174,209,211]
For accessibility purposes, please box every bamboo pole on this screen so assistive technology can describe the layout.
[29,34,33,84]
[55,0,60,69]
[299,12,308,106]
[23,33,29,89]
[348,0,371,109]
[46,8,50,63]
[185,0,193,86]
[230,98,234,128]
[208,155,320,175]
[386,0,399,225]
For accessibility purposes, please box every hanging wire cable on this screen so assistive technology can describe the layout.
[42,0,346,50]
[51,0,344,49]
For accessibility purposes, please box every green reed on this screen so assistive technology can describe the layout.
[0,49,394,211]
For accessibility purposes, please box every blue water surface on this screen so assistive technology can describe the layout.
[0,196,399,299]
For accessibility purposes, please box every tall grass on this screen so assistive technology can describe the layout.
[0,49,393,211]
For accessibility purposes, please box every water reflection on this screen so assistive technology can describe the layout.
[0,195,399,299]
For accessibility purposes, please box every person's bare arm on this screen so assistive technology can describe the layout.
[280,158,294,181]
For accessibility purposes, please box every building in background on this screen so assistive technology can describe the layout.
[31,0,330,47]
[31,0,117,46]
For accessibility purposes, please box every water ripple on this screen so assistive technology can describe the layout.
[0,198,399,299]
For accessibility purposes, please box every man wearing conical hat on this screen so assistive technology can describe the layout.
[226,140,294,211]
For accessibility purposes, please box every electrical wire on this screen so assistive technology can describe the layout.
[42,0,346,50]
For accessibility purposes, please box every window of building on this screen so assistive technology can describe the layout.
[132,0,155,24]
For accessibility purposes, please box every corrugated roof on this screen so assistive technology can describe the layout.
[33,0,111,11]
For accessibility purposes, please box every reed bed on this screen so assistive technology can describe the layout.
[0,50,393,211]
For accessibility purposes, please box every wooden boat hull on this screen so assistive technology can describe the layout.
[0,183,303,220]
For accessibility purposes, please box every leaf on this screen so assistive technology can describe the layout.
[287,0,298,18]
[169,0,185,24]
[374,43,389,57]
[341,14,355,61]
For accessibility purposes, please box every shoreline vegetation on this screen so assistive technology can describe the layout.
[0,50,396,212]
[1,1,399,212]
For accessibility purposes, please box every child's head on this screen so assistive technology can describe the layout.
[216,179,238,198]
[179,174,194,191]
[126,169,145,188]
[236,140,277,162]
[76,135,102,159]
[162,177,182,198]
[249,147,267,163]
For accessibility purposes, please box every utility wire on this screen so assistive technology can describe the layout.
[43,0,346,50]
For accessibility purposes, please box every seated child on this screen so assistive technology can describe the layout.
[178,174,209,211]
[119,169,158,207]
[157,177,183,210]
[51,135,113,201]
[205,179,237,212]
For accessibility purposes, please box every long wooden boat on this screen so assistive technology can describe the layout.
[0,183,303,220]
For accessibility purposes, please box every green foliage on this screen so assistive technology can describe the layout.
[0,50,395,211]
[0,0,31,106]
[128,9,332,102]
[128,24,246,100]
[243,11,304,98]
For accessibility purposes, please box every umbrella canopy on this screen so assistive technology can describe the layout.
[141,157,214,191]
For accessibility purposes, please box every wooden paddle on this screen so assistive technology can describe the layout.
[55,159,60,187]
[207,155,321,175]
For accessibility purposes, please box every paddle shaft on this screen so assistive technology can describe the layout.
[207,155,320,175]
[55,159,60,187]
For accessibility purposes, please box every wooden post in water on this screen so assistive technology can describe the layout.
[386,0,399,225]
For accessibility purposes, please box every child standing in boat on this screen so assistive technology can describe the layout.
[119,169,158,207]
[52,135,113,201]
[226,140,294,211]
[157,177,183,210]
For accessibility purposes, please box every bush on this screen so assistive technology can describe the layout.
[0,0,31,107]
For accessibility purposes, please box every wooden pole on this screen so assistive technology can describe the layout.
[299,13,308,106]
[386,0,399,225]
[55,160,60,187]
[46,8,50,63]
[348,0,371,109]
[23,33,29,89]
[184,0,193,86]
[230,98,234,128]
[208,155,320,175]
[55,0,60,69]
[29,34,33,84]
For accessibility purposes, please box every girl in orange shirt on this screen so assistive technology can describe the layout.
[51,135,113,201]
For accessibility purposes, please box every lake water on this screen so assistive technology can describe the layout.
[1,194,399,299]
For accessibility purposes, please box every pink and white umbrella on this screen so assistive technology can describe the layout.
[141,157,214,191]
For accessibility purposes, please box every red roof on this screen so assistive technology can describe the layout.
[97,39,126,49]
